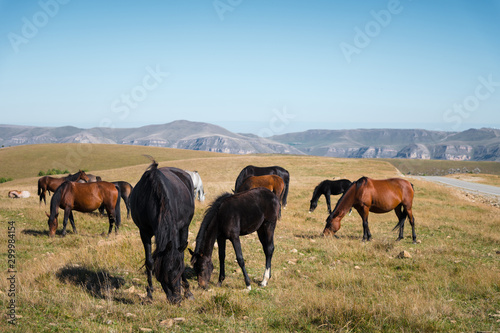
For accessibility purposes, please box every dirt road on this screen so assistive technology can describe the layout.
[419,176,500,197]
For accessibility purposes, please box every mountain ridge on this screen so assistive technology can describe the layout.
[1,121,499,161]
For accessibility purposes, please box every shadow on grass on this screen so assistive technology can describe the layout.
[56,265,132,303]
[21,229,73,237]
[294,232,363,240]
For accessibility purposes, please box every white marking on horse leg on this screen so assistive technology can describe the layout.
[260,268,271,287]
[246,285,252,291]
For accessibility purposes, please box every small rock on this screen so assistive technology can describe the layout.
[160,319,174,327]
[124,286,136,293]
[354,266,361,270]
[396,251,412,259]
[290,249,298,253]
[173,317,185,323]
[125,313,136,318]
[287,259,297,265]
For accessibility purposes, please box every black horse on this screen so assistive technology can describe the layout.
[99,181,134,219]
[190,188,280,290]
[234,165,290,208]
[309,179,352,213]
[130,161,195,304]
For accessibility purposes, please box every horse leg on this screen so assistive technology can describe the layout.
[230,237,251,290]
[394,204,406,241]
[406,207,417,244]
[181,271,194,300]
[69,211,77,234]
[107,209,115,235]
[140,232,154,299]
[356,206,371,241]
[125,198,131,219]
[325,191,332,214]
[217,235,226,287]
[257,223,275,287]
[61,207,72,237]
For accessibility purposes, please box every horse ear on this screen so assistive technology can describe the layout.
[45,212,50,218]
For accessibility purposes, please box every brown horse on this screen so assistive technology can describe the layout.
[99,181,134,219]
[38,170,89,205]
[323,177,416,243]
[46,181,120,237]
[236,175,285,202]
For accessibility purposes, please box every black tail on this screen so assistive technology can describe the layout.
[114,184,121,229]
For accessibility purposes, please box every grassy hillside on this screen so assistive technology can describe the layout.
[0,144,229,180]
[0,145,499,332]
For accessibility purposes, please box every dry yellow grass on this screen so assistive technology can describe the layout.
[0,145,499,332]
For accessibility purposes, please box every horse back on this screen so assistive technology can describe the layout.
[221,188,279,236]
[361,178,414,211]
[158,167,195,221]
[69,182,118,212]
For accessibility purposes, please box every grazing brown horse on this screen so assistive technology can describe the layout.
[236,175,285,203]
[38,170,89,205]
[323,177,416,243]
[46,181,120,237]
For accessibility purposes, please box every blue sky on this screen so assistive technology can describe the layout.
[0,0,499,135]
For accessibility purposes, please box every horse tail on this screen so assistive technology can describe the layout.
[194,192,232,254]
[114,184,121,228]
[234,166,250,192]
[392,216,406,232]
[281,171,290,207]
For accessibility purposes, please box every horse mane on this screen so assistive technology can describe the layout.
[49,181,69,218]
[194,192,232,254]
[356,176,368,189]
[310,181,325,202]
[141,160,181,281]
[66,171,82,182]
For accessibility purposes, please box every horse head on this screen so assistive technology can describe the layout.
[309,199,317,213]
[78,170,90,183]
[46,211,58,237]
[323,214,341,236]
[189,249,213,289]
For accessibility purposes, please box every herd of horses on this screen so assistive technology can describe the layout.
[27,160,416,304]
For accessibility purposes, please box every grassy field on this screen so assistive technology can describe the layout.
[0,144,499,332]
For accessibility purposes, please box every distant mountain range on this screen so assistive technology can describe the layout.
[1,121,499,161]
